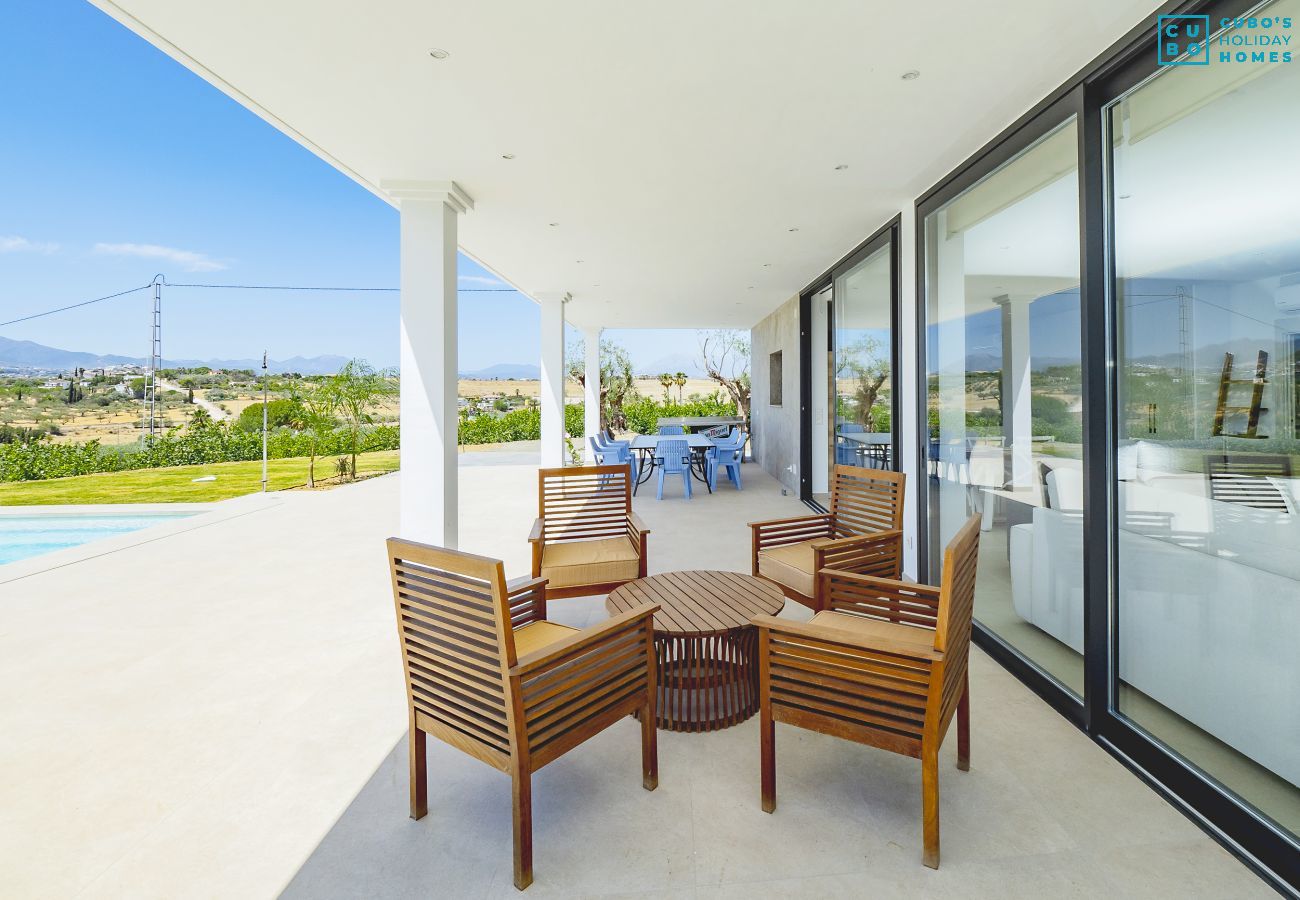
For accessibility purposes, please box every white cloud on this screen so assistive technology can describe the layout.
[458,274,506,288]
[93,242,227,272]
[0,235,60,254]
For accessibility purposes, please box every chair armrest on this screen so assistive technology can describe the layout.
[511,605,659,753]
[752,614,942,664]
[810,529,903,579]
[815,568,941,629]
[748,512,833,531]
[505,575,548,628]
[527,517,544,543]
[627,512,651,536]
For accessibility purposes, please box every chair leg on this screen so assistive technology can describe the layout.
[641,699,659,790]
[760,701,776,813]
[408,715,427,820]
[512,768,533,890]
[684,470,692,499]
[957,674,971,772]
[656,469,665,500]
[922,744,940,869]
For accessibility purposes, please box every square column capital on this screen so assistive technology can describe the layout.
[379,179,474,214]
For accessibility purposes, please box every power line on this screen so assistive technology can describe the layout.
[0,280,523,330]
[0,283,153,328]
[167,282,519,293]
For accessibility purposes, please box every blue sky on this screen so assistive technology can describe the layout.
[0,0,704,374]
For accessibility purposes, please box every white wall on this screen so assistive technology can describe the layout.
[750,294,801,493]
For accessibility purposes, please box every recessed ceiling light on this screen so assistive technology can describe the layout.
[576,260,584,264]
[548,222,559,227]
[501,153,515,160]
[901,70,920,80]
[429,48,450,60]
[762,263,772,268]
[1118,193,1132,199]
[999,245,1010,250]
[834,164,849,171]
[747,286,754,290]
[788,227,799,232]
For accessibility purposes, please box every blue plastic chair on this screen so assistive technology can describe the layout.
[708,429,745,491]
[590,435,638,480]
[655,438,692,500]
[836,423,865,466]
[658,425,685,435]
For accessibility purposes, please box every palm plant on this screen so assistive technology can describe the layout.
[658,373,674,401]
[673,371,687,403]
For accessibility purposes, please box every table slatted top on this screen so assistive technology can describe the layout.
[606,570,785,636]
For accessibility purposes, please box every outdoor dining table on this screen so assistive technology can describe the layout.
[627,433,715,495]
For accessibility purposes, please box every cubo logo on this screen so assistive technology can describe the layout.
[1157,14,1210,65]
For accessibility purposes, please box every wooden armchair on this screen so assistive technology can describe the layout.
[752,513,981,869]
[749,466,905,610]
[387,538,659,890]
[529,464,650,599]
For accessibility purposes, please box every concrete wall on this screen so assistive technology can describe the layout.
[750,294,801,492]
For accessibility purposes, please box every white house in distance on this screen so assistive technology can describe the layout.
[84,1,1300,893]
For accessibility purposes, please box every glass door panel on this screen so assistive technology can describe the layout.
[833,243,893,474]
[923,118,1084,696]
[1108,19,1300,836]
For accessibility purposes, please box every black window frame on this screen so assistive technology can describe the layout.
[799,215,902,505]
[912,0,1300,891]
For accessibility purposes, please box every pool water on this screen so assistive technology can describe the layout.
[0,513,196,565]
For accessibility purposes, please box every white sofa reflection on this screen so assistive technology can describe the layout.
[1007,459,1300,788]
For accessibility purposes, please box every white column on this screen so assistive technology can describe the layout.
[583,326,602,460]
[382,180,473,547]
[994,294,1034,488]
[538,293,569,467]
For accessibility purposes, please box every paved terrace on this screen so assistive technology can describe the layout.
[0,463,1269,898]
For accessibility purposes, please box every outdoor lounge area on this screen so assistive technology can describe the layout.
[4,1,1296,896]
[0,463,1271,898]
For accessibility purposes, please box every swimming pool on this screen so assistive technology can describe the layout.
[0,513,197,565]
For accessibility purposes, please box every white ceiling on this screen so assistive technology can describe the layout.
[90,0,1164,329]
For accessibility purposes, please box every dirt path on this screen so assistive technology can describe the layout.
[157,378,229,421]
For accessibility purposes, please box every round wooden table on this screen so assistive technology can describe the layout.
[606,570,785,732]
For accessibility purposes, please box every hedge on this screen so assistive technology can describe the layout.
[2,395,743,483]
[0,423,400,483]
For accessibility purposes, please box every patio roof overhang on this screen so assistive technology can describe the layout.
[88,0,1161,330]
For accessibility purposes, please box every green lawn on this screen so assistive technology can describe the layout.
[0,451,399,505]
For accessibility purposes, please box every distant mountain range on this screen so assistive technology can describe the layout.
[0,336,352,375]
[459,363,540,380]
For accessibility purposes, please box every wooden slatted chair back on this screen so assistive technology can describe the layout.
[933,514,981,722]
[830,465,905,537]
[387,539,517,768]
[538,464,633,543]
[1205,453,1292,512]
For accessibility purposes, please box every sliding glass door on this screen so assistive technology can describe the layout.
[832,239,895,477]
[1107,14,1300,842]
[922,114,1085,697]
[801,220,899,505]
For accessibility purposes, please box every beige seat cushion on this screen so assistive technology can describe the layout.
[513,620,579,658]
[809,610,935,654]
[757,539,818,598]
[540,536,640,589]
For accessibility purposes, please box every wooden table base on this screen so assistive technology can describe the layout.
[653,628,759,732]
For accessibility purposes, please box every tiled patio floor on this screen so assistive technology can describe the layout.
[0,461,1270,898]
